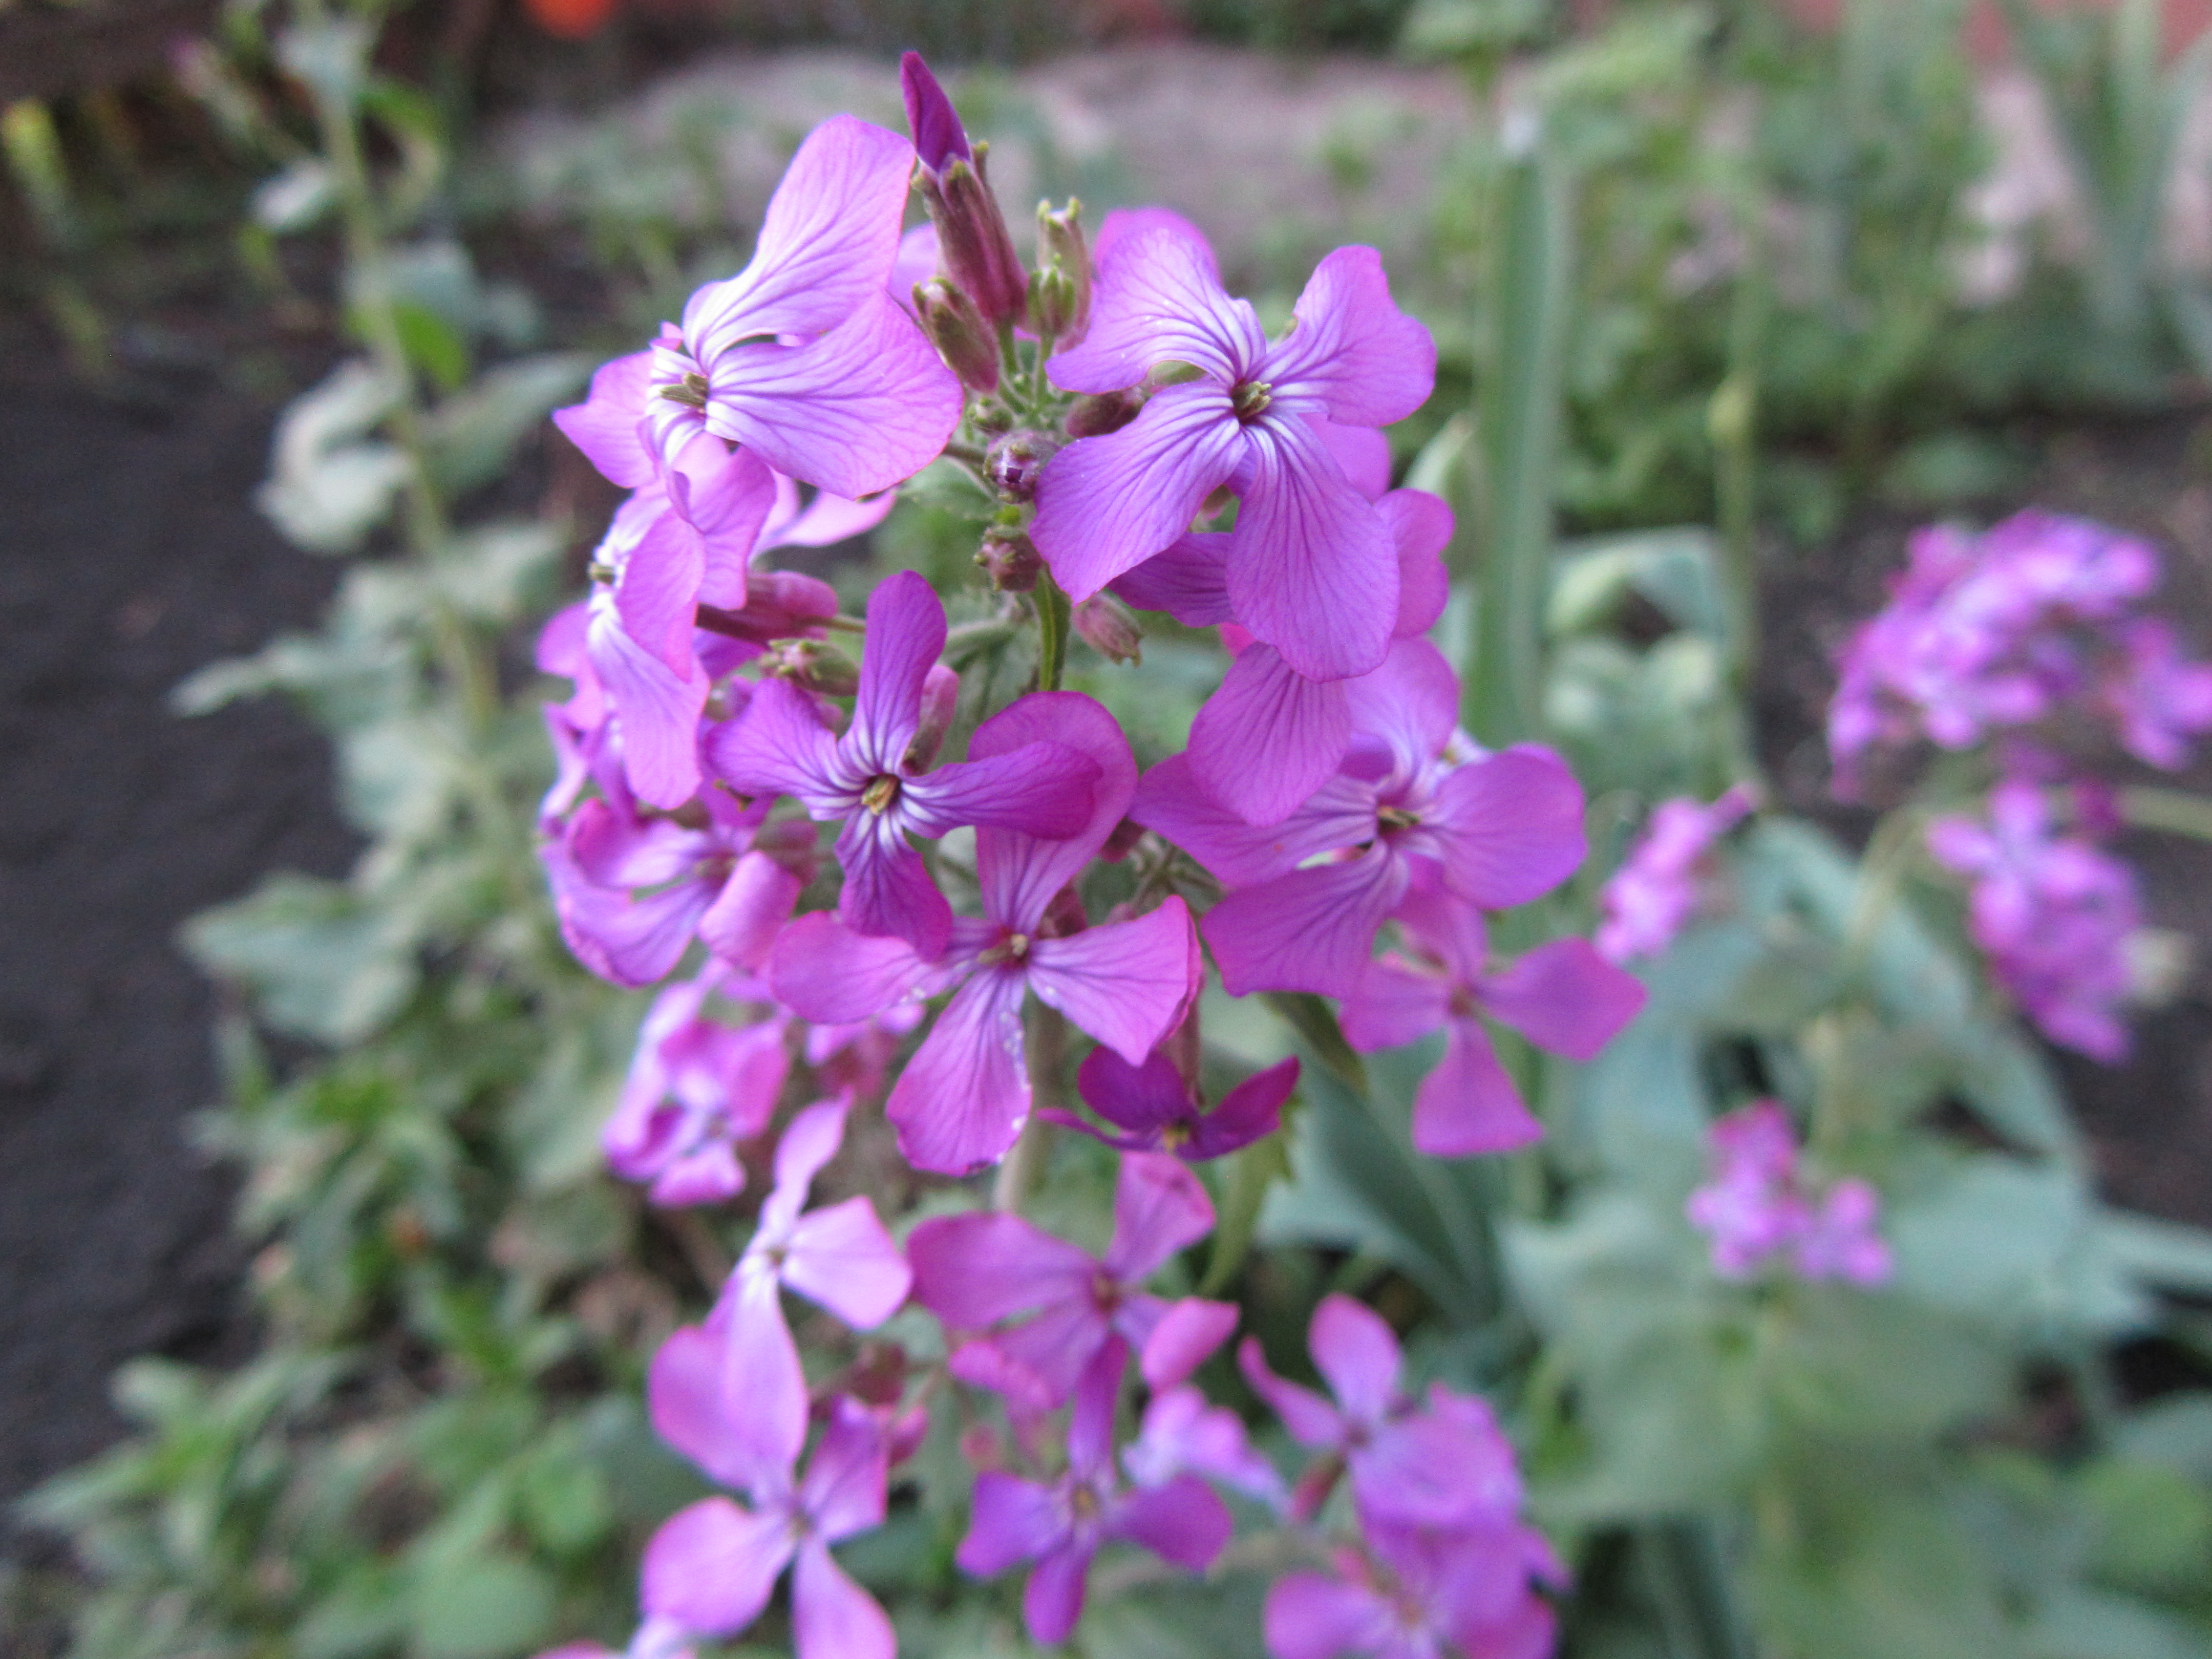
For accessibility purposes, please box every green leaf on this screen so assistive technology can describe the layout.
[184,874,420,1045]
[254,359,408,555]
[408,1549,555,1659]
[422,357,592,499]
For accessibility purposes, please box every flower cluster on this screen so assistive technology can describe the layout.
[1686,1101,1891,1286]
[1828,509,2212,794]
[528,54,1645,1659]
[1594,786,1755,966]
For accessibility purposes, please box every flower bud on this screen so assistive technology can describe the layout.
[696,569,840,645]
[976,526,1043,592]
[761,637,860,698]
[918,148,1029,327]
[1074,592,1143,664]
[986,428,1056,501]
[1066,388,1142,438]
[905,663,959,772]
[1032,199,1093,344]
[913,278,999,393]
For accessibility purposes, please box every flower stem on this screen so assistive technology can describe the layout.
[2119,785,2212,842]
[1034,565,1071,692]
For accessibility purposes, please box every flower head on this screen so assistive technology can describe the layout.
[603,965,789,1206]
[1686,1100,1890,1285]
[1043,1020,1299,1161]
[1595,786,1755,965]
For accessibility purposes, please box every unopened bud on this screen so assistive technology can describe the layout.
[905,663,959,772]
[976,526,1042,592]
[1066,389,1142,438]
[1032,199,1092,344]
[1074,592,1143,664]
[920,146,1029,326]
[914,278,999,393]
[1097,815,1146,864]
[986,428,1056,501]
[761,637,859,697]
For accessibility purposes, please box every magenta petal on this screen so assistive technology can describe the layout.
[1480,939,1646,1060]
[1237,1336,1346,1449]
[667,443,778,613]
[648,1324,757,1492]
[1031,380,1247,602]
[1106,1151,1219,1279]
[1312,417,1394,501]
[698,850,801,970]
[1428,745,1587,908]
[971,692,1138,929]
[1379,488,1454,636]
[849,570,943,771]
[706,296,963,499]
[1078,1046,1190,1134]
[1341,959,1451,1053]
[784,1196,912,1329]
[719,1272,811,1481]
[1260,245,1437,427]
[1226,417,1398,682]
[902,742,1100,843]
[768,912,940,1024]
[958,1471,1063,1576]
[546,850,711,988]
[1342,639,1459,780]
[1307,1294,1402,1427]
[1023,1543,1096,1646]
[1092,206,1221,280]
[800,1399,891,1540]
[1189,643,1353,826]
[587,597,709,810]
[1203,848,1407,998]
[1192,1056,1299,1156]
[650,1146,747,1209]
[1110,532,1236,626]
[833,814,951,959]
[1349,1412,1507,1529]
[1050,225,1264,392]
[706,675,849,810]
[1133,755,1381,887]
[1027,899,1198,1066]
[955,1295,1112,1411]
[887,966,1033,1174]
[899,52,971,169]
[793,1540,895,1659]
[1264,1572,1396,1659]
[641,1497,791,1639]
[906,1210,1094,1329]
[1114,1474,1233,1572]
[761,1095,847,1235]
[1411,1018,1543,1158]
[553,351,656,488]
[686,115,917,351]
[1138,1297,1240,1391]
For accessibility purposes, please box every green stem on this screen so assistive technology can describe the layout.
[1034,565,1072,692]
[995,1004,1067,1212]
[2118,785,2212,842]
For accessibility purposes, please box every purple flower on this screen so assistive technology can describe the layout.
[1343,864,1645,1158]
[1594,786,1755,964]
[899,53,1028,326]
[1926,778,2143,1060]
[710,570,1103,958]
[908,1150,1238,1410]
[1685,1101,1891,1286]
[713,1097,912,1479]
[641,1388,896,1659]
[1114,480,1454,825]
[1124,1382,1287,1508]
[603,965,790,1206]
[957,1338,1233,1646]
[1264,1509,1562,1659]
[540,782,810,989]
[2100,616,2212,769]
[1030,223,1436,683]
[1134,641,1586,998]
[770,692,1202,1174]
[1041,1021,1299,1160]
[1240,1294,1523,1529]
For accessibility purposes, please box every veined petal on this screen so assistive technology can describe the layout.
[1049,225,1263,391]
[1110,532,1235,626]
[1260,245,1436,427]
[1091,206,1220,282]
[793,1541,895,1659]
[552,351,656,488]
[705,675,854,813]
[784,1196,912,1329]
[697,850,802,971]
[971,693,1137,930]
[1427,745,1587,909]
[1411,1018,1542,1158]
[1133,754,1380,887]
[705,297,962,499]
[1203,848,1407,998]
[886,966,1033,1174]
[1480,939,1646,1061]
[768,911,944,1024]
[1106,1150,1218,1280]
[1189,643,1353,826]
[848,570,943,772]
[1378,488,1454,637]
[1030,381,1246,603]
[1027,899,1199,1065]
[833,811,952,959]
[1341,959,1452,1053]
[587,597,708,810]
[686,115,917,352]
[641,1497,791,1639]
[1226,417,1397,683]
[907,1210,1095,1328]
[1342,639,1457,781]
[899,740,1102,840]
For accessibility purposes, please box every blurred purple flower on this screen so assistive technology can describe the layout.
[1595,786,1755,965]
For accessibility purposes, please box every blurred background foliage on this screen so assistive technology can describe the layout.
[10,1,2212,1657]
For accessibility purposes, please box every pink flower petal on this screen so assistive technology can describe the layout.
[1238,1335,1347,1449]
[958,1471,1062,1576]
[1259,244,1436,427]
[901,740,1103,839]
[970,692,1138,929]
[1193,1056,1300,1156]
[1077,1045,1190,1134]
[705,674,849,811]
[1133,755,1381,888]
[552,351,656,488]
[586,594,709,810]
[1091,206,1221,282]
[1138,1296,1239,1391]
[1027,899,1199,1066]
[1049,224,1264,392]
[1110,531,1235,625]
[717,1271,810,1482]
[641,1497,791,1638]
[1342,959,1452,1053]
[647,1324,758,1492]
[698,850,802,970]
[1427,745,1587,909]
[1411,1018,1543,1158]
[1312,417,1394,501]
[1263,1571,1396,1659]
[1107,1151,1219,1280]
[848,570,942,771]
[799,1399,891,1540]
[1342,639,1459,781]
[1379,488,1454,637]
[886,965,1033,1174]
[1112,1474,1233,1571]
[1203,847,1407,998]
[832,812,952,959]
[793,1540,895,1659]
[1307,1293,1402,1427]
[1023,1542,1096,1646]
[784,1196,912,1329]
[1189,644,1354,826]
[906,1210,1095,1329]
[1480,939,1645,1061]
